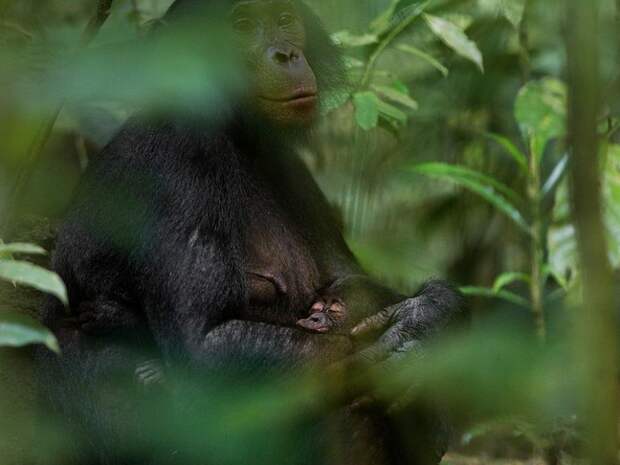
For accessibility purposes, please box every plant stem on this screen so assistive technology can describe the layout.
[566,1,618,464]
[360,4,426,89]
[527,139,546,342]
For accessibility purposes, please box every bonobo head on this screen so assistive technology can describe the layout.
[165,0,343,128]
[231,0,319,127]
[297,299,347,334]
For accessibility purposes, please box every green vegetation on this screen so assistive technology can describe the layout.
[1,0,619,464]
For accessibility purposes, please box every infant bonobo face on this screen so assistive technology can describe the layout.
[297,297,347,333]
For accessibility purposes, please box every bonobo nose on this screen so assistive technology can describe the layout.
[309,313,328,325]
[268,46,300,65]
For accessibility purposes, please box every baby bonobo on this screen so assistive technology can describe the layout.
[296,296,349,334]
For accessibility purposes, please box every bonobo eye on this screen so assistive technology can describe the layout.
[233,18,257,35]
[278,12,297,27]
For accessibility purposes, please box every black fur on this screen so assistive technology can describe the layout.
[36,1,465,464]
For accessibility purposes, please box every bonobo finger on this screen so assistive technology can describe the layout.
[351,308,392,337]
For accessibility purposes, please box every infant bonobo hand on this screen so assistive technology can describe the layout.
[297,297,347,333]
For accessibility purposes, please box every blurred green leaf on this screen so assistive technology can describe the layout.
[0,242,47,258]
[377,98,408,124]
[423,13,484,72]
[0,310,59,353]
[396,44,449,77]
[484,132,528,173]
[542,154,569,197]
[460,286,530,308]
[515,78,567,160]
[0,260,68,305]
[353,91,380,130]
[493,272,531,293]
[369,0,401,35]
[372,84,418,110]
[332,30,378,47]
[409,163,530,232]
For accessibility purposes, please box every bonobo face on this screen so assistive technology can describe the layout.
[231,0,319,127]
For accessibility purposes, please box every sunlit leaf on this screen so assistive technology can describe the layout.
[484,132,528,173]
[493,272,531,293]
[396,44,449,77]
[409,163,529,233]
[372,84,418,111]
[423,14,484,72]
[460,286,530,308]
[0,242,47,257]
[0,260,68,305]
[0,310,59,353]
[353,91,380,130]
[332,30,378,47]
[542,154,569,197]
[514,78,567,161]
[369,0,401,35]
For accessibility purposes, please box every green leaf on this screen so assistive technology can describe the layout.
[353,91,380,130]
[514,78,567,161]
[484,132,528,173]
[377,98,408,123]
[478,0,526,28]
[0,310,59,353]
[423,13,484,72]
[396,44,449,77]
[369,0,401,35]
[0,260,68,305]
[542,154,568,197]
[372,84,418,111]
[460,286,530,308]
[409,163,530,233]
[0,242,47,258]
[500,0,526,28]
[493,272,531,293]
[332,30,378,48]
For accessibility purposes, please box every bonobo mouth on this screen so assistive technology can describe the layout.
[296,319,329,333]
[261,89,318,105]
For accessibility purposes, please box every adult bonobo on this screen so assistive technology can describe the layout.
[36,0,464,464]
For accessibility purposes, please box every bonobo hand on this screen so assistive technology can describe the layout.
[348,281,463,366]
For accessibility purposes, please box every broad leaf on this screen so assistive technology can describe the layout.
[396,44,449,77]
[0,260,68,305]
[0,310,59,353]
[353,91,380,130]
[409,163,529,233]
[484,132,528,173]
[423,14,484,72]
[514,78,567,161]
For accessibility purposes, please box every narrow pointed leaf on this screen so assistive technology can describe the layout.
[0,260,68,305]
[396,44,449,77]
[423,14,484,72]
[460,286,530,308]
[0,310,59,353]
[493,272,531,293]
[372,84,419,110]
[409,163,529,233]
[0,243,47,257]
[484,133,528,173]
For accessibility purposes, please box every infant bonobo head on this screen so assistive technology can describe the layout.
[297,298,347,334]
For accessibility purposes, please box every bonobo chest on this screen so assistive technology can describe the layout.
[242,154,321,313]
